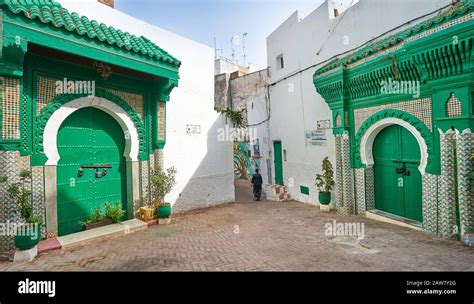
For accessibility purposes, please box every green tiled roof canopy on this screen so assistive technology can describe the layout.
[314,0,474,78]
[1,0,180,78]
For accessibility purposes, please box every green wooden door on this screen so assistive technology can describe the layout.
[57,107,127,236]
[373,125,422,222]
[273,141,284,185]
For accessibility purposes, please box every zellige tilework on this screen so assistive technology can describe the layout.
[354,98,432,133]
[1,77,21,140]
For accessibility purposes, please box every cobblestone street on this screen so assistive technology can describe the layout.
[0,180,473,272]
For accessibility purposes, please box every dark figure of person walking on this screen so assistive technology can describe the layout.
[251,168,263,201]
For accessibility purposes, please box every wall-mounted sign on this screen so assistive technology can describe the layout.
[186,125,201,135]
[316,119,331,130]
[305,130,327,146]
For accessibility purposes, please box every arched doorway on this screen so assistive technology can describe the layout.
[41,95,142,237]
[373,125,422,222]
[56,107,127,236]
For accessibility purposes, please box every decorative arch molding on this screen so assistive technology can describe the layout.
[355,109,434,175]
[33,89,147,166]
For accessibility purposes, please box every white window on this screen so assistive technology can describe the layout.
[276,54,284,70]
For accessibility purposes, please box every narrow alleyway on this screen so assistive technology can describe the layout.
[234,178,263,203]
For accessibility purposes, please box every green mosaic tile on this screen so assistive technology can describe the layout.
[335,136,344,211]
[355,168,366,215]
[439,130,458,240]
[457,129,474,235]
[340,133,355,215]
[422,173,438,235]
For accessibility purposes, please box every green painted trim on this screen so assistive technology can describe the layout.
[1,23,27,77]
[32,89,147,166]
[437,116,474,132]
[0,66,23,76]
[20,60,33,156]
[150,78,177,151]
[159,79,179,102]
[354,109,436,173]
[0,140,20,150]
[332,128,347,136]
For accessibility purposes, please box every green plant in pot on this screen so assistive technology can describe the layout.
[315,157,335,206]
[81,201,125,230]
[0,170,43,250]
[151,164,177,219]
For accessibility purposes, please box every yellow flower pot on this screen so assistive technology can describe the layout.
[139,206,156,222]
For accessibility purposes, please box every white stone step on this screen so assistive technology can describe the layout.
[265,184,292,202]
[58,219,147,249]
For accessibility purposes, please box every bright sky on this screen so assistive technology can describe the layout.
[115,0,324,69]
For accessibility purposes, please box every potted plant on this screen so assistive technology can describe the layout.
[0,170,43,251]
[151,164,177,219]
[82,201,125,230]
[315,157,335,206]
[138,196,156,222]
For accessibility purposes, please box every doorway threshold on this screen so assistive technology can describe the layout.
[366,209,423,231]
[57,219,147,249]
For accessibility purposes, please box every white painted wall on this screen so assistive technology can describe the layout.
[248,100,272,187]
[215,58,256,75]
[266,0,451,205]
[215,58,240,75]
[246,80,271,187]
[327,0,359,20]
[59,0,235,212]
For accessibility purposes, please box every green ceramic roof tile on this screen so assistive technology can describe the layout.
[314,0,474,78]
[1,0,181,68]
